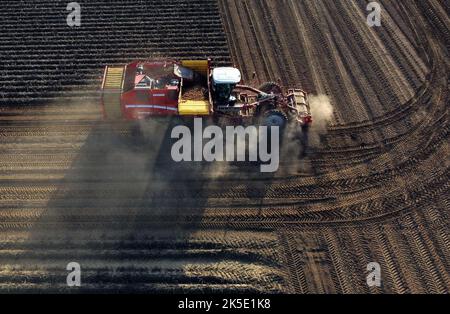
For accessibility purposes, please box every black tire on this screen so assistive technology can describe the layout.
[258,82,283,95]
[263,110,288,129]
[255,99,276,117]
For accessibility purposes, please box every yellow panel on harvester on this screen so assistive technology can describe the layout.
[178,100,210,116]
[103,66,124,90]
[181,60,209,76]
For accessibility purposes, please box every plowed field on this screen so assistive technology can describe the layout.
[0,0,448,293]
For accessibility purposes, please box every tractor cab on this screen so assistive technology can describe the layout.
[211,67,241,106]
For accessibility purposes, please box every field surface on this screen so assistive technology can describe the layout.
[0,0,449,293]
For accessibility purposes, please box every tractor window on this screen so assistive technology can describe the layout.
[215,83,231,95]
[136,76,153,88]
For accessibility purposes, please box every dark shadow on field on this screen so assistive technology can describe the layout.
[23,112,284,291]
[244,131,323,213]
[25,114,300,292]
[26,116,216,290]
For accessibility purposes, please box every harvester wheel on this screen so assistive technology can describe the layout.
[258,82,283,95]
[263,110,288,129]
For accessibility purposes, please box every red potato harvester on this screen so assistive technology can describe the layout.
[101,59,312,130]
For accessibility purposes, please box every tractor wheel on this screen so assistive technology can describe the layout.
[263,110,288,129]
[258,82,283,95]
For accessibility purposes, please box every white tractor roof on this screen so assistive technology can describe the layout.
[212,67,241,84]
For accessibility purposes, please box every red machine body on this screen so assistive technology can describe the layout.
[101,59,313,129]
[103,61,181,120]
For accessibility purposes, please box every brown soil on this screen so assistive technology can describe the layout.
[218,0,449,293]
[0,0,448,293]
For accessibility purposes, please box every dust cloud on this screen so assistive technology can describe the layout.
[307,94,334,147]
[309,94,334,131]
[277,94,334,175]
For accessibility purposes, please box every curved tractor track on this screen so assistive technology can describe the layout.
[0,0,449,293]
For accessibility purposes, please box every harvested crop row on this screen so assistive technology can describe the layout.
[0,0,231,104]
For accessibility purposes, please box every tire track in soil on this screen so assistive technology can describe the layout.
[215,0,449,293]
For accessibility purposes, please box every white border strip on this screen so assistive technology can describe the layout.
[125,105,177,111]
